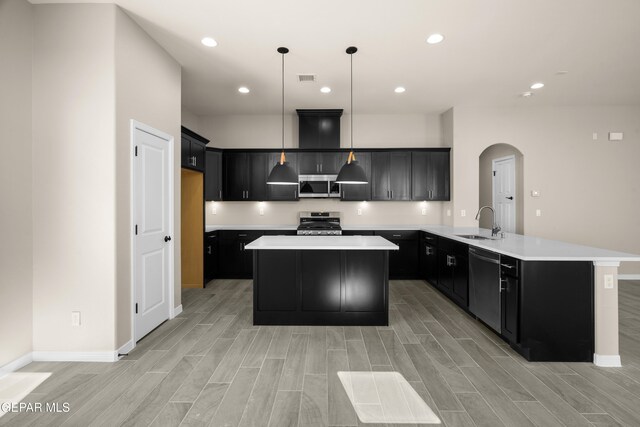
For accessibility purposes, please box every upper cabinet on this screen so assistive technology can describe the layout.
[205,149,222,201]
[181,126,208,172]
[412,150,450,201]
[223,152,269,201]
[340,151,372,201]
[297,109,343,150]
[371,151,412,201]
[299,151,342,175]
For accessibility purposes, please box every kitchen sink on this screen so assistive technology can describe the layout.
[456,234,494,240]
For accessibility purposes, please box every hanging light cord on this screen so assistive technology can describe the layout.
[348,50,355,164]
[280,51,286,164]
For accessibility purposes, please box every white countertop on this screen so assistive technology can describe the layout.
[421,225,640,262]
[207,223,640,262]
[245,235,399,251]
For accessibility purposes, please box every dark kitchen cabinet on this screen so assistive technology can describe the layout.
[297,109,343,150]
[267,152,299,201]
[218,230,263,278]
[181,127,208,172]
[340,151,372,201]
[411,150,450,201]
[299,151,342,174]
[223,152,268,201]
[204,231,218,283]
[437,237,468,307]
[420,232,438,286]
[205,149,222,201]
[500,256,519,343]
[375,230,418,279]
[371,152,411,201]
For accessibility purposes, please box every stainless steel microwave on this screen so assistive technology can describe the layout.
[298,175,341,198]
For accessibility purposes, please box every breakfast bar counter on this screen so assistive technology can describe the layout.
[245,236,398,325]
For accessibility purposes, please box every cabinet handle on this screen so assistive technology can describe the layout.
[320,163,323,173]
[387,190,390,199]
[219,190,222,200]
[194,156,197,167]
[207,246,212,255]
[238,233,247,237]
[294,189,297,198]
[500,263,515,269]
[393,234,402,237]
[390,190,393,199]
[446,255,456,267]
[426,247,434,255]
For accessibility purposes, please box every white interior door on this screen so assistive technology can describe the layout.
[133,123,173,341]
[492,155,516,233]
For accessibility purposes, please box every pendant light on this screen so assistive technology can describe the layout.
[336,46,368,185]
[267,47,298,185]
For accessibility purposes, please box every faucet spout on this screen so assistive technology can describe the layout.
[475,206,502,237]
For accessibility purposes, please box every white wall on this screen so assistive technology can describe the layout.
[115,7,182,349]
[197,113,442,149]
[181,107,200,133]
[198,112,446,225]
[0,0,33,368]
[32,4,117,353]
[449,105,640,274]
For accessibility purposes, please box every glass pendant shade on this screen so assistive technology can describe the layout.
[336,152,367,184]
[267,152,298,185]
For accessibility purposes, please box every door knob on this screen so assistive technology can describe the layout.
[164,236,172,242]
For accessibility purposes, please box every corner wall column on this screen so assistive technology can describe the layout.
[593,261,621,367]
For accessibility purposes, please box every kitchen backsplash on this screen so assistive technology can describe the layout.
[205,199,446,226]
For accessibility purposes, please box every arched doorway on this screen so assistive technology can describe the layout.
[478,144,524,234]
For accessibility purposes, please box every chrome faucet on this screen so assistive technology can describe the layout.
[475,206,501,237]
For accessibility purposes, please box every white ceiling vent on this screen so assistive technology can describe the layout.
[297,74,317,83]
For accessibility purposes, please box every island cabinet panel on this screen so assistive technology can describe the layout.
[344,251,387,312]
[252,249,389,326]
[301,251,341,312]
[255,251,298,311]
[516,261,594,362]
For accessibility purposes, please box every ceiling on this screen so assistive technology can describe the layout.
[32,0,640,115]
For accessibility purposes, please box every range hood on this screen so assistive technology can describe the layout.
[297,109,343,149]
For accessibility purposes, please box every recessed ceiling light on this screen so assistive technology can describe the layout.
[320,86,331,93]
[394,87,406,93]
[530,82,544,89]
[426,34,445,44]
[521,91,533,98]
[201,37,218,47]
[238,87,250,94]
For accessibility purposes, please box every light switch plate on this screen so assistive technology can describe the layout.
[536,209,541,217]
[460,209,466,217]
[72,311,81,326]
[608,132,623,141]
[357,209,362,216]
[421,208,427,216]
[446,209,451,217]
[531,190,540,197]
[604,274,614,289]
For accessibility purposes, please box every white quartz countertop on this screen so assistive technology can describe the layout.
[207,223,640,262]
[421,225,640,262]
[245,236,399,251]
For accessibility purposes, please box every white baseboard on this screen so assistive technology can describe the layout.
[593,354,622,367]
[32,351,119,363]
[619,274,640,281]
[117,340,135,356]
[171,304,183,318]
[0,352,34,379]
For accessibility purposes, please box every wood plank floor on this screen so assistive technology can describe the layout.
[3,279,640,426]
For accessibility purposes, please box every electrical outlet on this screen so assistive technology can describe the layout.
[531,190,540,197]
[592,132,598,140]
[212,206,217,215]
[357,209,362,216]
[536,209,541,217]
[71,311,81,326]
[446,209,451,217]
[259,207,264,215]
[460,210,466,217]
[604,274,614,289]
[421,208,427,216]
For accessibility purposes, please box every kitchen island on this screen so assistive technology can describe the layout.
[245,235,398,326]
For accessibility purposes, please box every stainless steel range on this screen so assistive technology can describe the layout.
[297,211,342,235]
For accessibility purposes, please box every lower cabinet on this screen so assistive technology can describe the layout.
[419,232,438,286]
[375,231,419,279]
[218,230,263,278]
[500,256,519,343]
[204,231,218,283]
[436,237,468,307]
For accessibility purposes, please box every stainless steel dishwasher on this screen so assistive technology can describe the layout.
[468,247,501,332]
